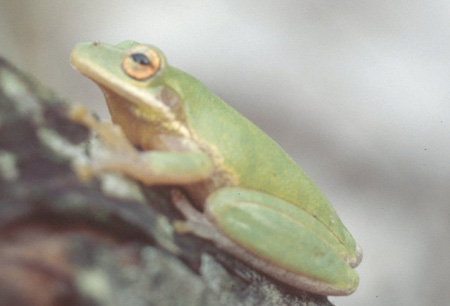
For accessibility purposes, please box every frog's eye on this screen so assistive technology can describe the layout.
[122,46,161,80]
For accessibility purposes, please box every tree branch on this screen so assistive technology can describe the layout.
[0,57,333,306]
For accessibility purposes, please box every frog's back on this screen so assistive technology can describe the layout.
[168,68,355,248]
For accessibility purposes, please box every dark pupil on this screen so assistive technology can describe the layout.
[131,53,151,66]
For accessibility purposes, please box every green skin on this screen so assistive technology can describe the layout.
[70,41,361,296]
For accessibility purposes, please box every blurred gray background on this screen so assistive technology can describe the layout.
[1,1,449,305]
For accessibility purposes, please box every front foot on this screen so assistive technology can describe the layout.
[68,104,213,185]
[69,104,137,154]
[68,104,146,182]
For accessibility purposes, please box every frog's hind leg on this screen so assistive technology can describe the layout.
[172,187,359,296]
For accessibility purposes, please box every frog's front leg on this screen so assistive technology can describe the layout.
[172,187,359,296]
[69,104,213,185]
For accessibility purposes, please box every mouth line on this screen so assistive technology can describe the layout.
[72,56,169,114]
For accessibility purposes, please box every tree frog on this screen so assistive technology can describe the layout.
[70,41,362,296]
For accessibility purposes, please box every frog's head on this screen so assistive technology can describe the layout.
[71,41,189,148]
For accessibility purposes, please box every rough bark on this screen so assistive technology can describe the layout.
[0,57,333,306]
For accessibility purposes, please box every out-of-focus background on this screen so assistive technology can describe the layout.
[1,1,449,305]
